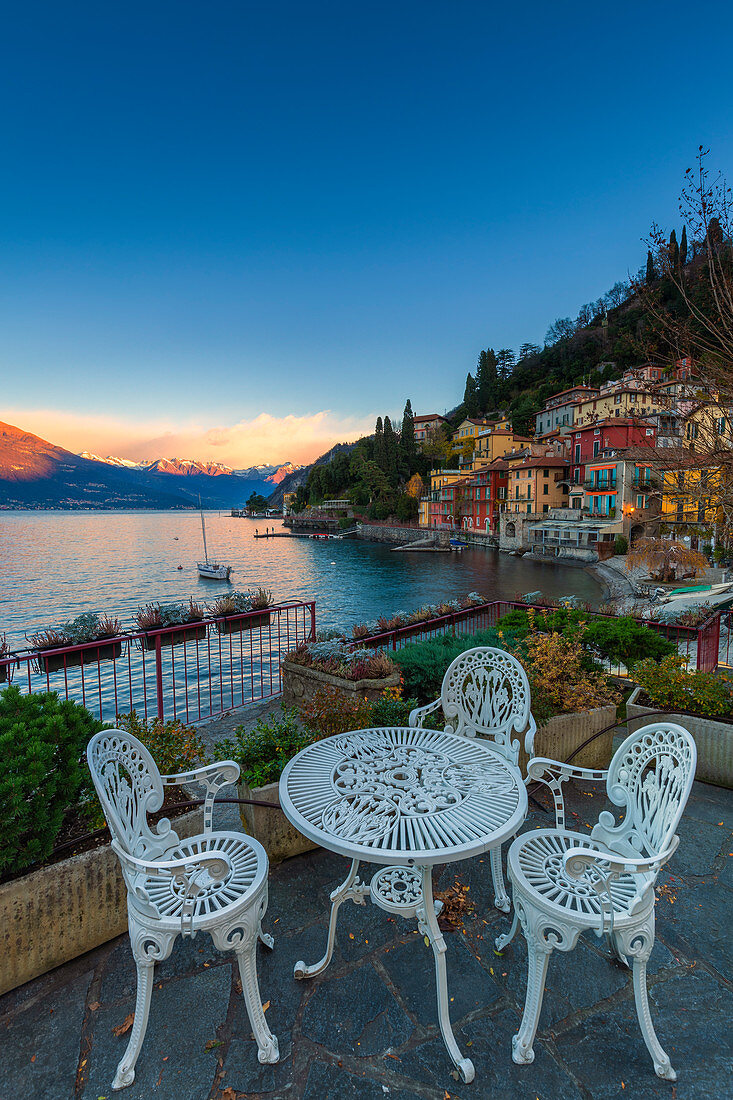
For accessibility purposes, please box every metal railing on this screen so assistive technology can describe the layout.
[0,601,316,725]
[354,600,727,675]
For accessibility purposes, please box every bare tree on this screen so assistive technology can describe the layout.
[630,148,733,543]
[627,537,708,583]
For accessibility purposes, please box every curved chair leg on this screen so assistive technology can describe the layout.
[236,937,279,1064]
[512,931,551,1066]
[632,958,676,1080]
[418,866,475,1084]
[258,922,275,951]
[490,846,511,912]
[294,859,368,979]
[113,926,176,1091]
[495,909,519,952]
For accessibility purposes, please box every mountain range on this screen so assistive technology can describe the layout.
[0,421,303,510]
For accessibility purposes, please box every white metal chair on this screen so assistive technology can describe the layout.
[409,646,536,911]
[87,730,279,1090]
[497,722,696,1080]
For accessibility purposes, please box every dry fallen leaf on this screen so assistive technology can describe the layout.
[204,1039,224,1052]
[88,1001,101,1012]
[262,1001,270,1012]
[112,1014,134,1037]
[219,1088,237,1100]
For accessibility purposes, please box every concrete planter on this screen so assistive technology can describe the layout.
[0,807,204,997]
[627,687,733,788]
[281,658,401,709]
[238,780,317,863]
[519,704,618,775]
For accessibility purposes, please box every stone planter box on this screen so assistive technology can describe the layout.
[216,611,272,635]
[239,780,317,863]
[281,658,401,709]
[519,704,618,776]
[0,807,204,997]
[142,624,207,650]
[37,641,123,674]
[627,687,732,788]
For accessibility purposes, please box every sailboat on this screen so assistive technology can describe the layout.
[197,500,232,580]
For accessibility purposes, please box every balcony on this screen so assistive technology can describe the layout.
[584,479,617,491]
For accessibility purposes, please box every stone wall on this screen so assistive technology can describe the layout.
[357,524,450,547]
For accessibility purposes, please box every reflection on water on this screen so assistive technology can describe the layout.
[0,511,601,647]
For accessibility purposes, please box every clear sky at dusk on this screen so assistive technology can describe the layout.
[1,1,732,465]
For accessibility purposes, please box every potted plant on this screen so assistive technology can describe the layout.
[210,588,274,634]
[0,695,207,995]
[29,614,125,674]
[281,639,401,708]
[136,600,207,650]
[627,655,733,788]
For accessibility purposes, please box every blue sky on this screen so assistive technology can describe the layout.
[1,1,732,464]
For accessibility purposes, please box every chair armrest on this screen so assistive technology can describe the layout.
[526,756,609,829]
[111,840,232,882]
[111,840,233,936]
[523,714,537,758]
[409,698,443,728]
[563,836,680,880]
[161,761,240,833]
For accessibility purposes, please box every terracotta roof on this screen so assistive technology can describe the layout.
[415,413,448,422]
[507,455,569,470]
[543,385,599,405]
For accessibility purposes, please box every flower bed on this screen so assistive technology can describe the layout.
[28,613,125,672]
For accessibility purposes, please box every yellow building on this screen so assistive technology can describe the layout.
[472,428,532,469]
[503,455,571,515]
[419,468,464,527]
[574,385,663,427]
[658,453,722,528]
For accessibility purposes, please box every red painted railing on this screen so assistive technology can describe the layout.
[353,600,726,676]
[0,601,316,725]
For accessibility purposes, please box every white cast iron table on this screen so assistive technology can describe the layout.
[279,726,528,1083]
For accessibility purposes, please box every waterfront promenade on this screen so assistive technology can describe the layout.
[3,757,730,1100]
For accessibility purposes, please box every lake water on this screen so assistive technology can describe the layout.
[0,511,601,647]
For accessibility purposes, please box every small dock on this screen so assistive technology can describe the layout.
[253,531,310,539]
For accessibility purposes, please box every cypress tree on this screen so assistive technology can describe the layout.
[645,250,656,285]
[476,349,498,412]
[373,416,385,469]
[680,225,688,266]
[669,229,679,271]
[463,373,478,417]
[383,416,398,484]
[400,399,416,464]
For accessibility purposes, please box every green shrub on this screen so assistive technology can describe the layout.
[392,628,507,704]
[614,535,628,556]
[0,687,105,877]
[215,708,316,789]
[702,542,712,558]
[582,617,675,666]
[631,654,733,718]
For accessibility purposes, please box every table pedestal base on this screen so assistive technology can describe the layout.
[293,860,475,1085]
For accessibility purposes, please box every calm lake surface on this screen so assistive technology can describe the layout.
[0,511,601,648]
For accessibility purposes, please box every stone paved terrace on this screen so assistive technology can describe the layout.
[2,772,731,1100]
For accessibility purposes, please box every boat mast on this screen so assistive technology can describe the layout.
[199,497,209,564]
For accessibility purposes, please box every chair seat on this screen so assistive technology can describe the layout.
[134,831,268,929]
[507,829,651,928]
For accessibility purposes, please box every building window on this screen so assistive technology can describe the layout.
[526,503,532,513]
[593,441,600,456]
[543,484,549,495]
[543,503,549,513]
[543,468,549,477]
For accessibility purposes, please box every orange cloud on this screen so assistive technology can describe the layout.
[0,407,377,467]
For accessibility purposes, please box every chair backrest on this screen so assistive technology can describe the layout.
[592,722,697,860]
[87,729,179,862]
[440,646,532,764]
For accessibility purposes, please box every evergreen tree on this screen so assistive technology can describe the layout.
[463,373,478,417]
[475,349,498,411]
[669,229,679,271]
[680,225,688,266]
[646,250,656,284]
[382,416,398,483]
[496,348,515,380]
[400,399,416,460]
[373,416,385,469]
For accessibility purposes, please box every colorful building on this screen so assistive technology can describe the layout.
[413,414,449,441]
[534,385,599,436]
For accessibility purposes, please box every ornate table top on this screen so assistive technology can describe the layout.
[279,727,527,866]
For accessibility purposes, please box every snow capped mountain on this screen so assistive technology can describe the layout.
[144,457,234,477]
[78,452,303,482]
[79,451,144,469]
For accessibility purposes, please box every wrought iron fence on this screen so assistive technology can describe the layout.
[0,601,316,725]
